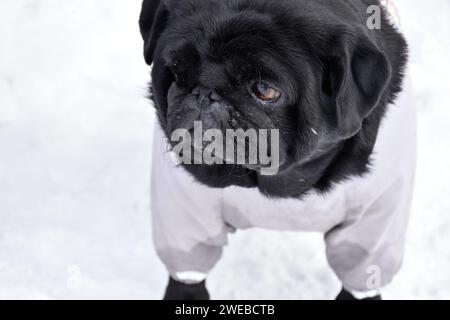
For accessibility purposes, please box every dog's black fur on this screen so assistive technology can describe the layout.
[140,0,407,199]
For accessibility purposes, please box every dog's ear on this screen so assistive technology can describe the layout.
[321,32,391,139]
[139,0,169,65]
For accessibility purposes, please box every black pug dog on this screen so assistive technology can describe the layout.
[140,0,408,300]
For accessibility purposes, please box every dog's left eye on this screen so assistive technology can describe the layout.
[251,82,281,103]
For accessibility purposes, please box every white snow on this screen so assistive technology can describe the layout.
[0,0,449,300]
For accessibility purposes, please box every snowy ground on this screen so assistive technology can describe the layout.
[0,0,449,300]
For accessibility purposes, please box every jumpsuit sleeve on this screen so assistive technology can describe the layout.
[325,77,417,292]
[325,172,415,292]
[150,123,228,282]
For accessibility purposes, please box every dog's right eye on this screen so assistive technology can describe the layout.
[251,82,281,103]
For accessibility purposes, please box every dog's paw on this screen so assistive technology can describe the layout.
[335,288,382,300]
[163,277,210,300]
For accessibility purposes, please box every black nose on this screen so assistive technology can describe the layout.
[192,87,223,102]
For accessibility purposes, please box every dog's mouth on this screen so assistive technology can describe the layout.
[174,129,264,167]
[165,82,285,176]
[169,127,283,177]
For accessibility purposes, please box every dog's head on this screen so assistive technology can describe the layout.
[140,0,393,192]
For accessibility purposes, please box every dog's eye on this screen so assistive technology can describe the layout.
[251,82,281,103]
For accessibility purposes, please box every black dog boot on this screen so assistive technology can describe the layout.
[336,288,382,300]
[163,277,210,300]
